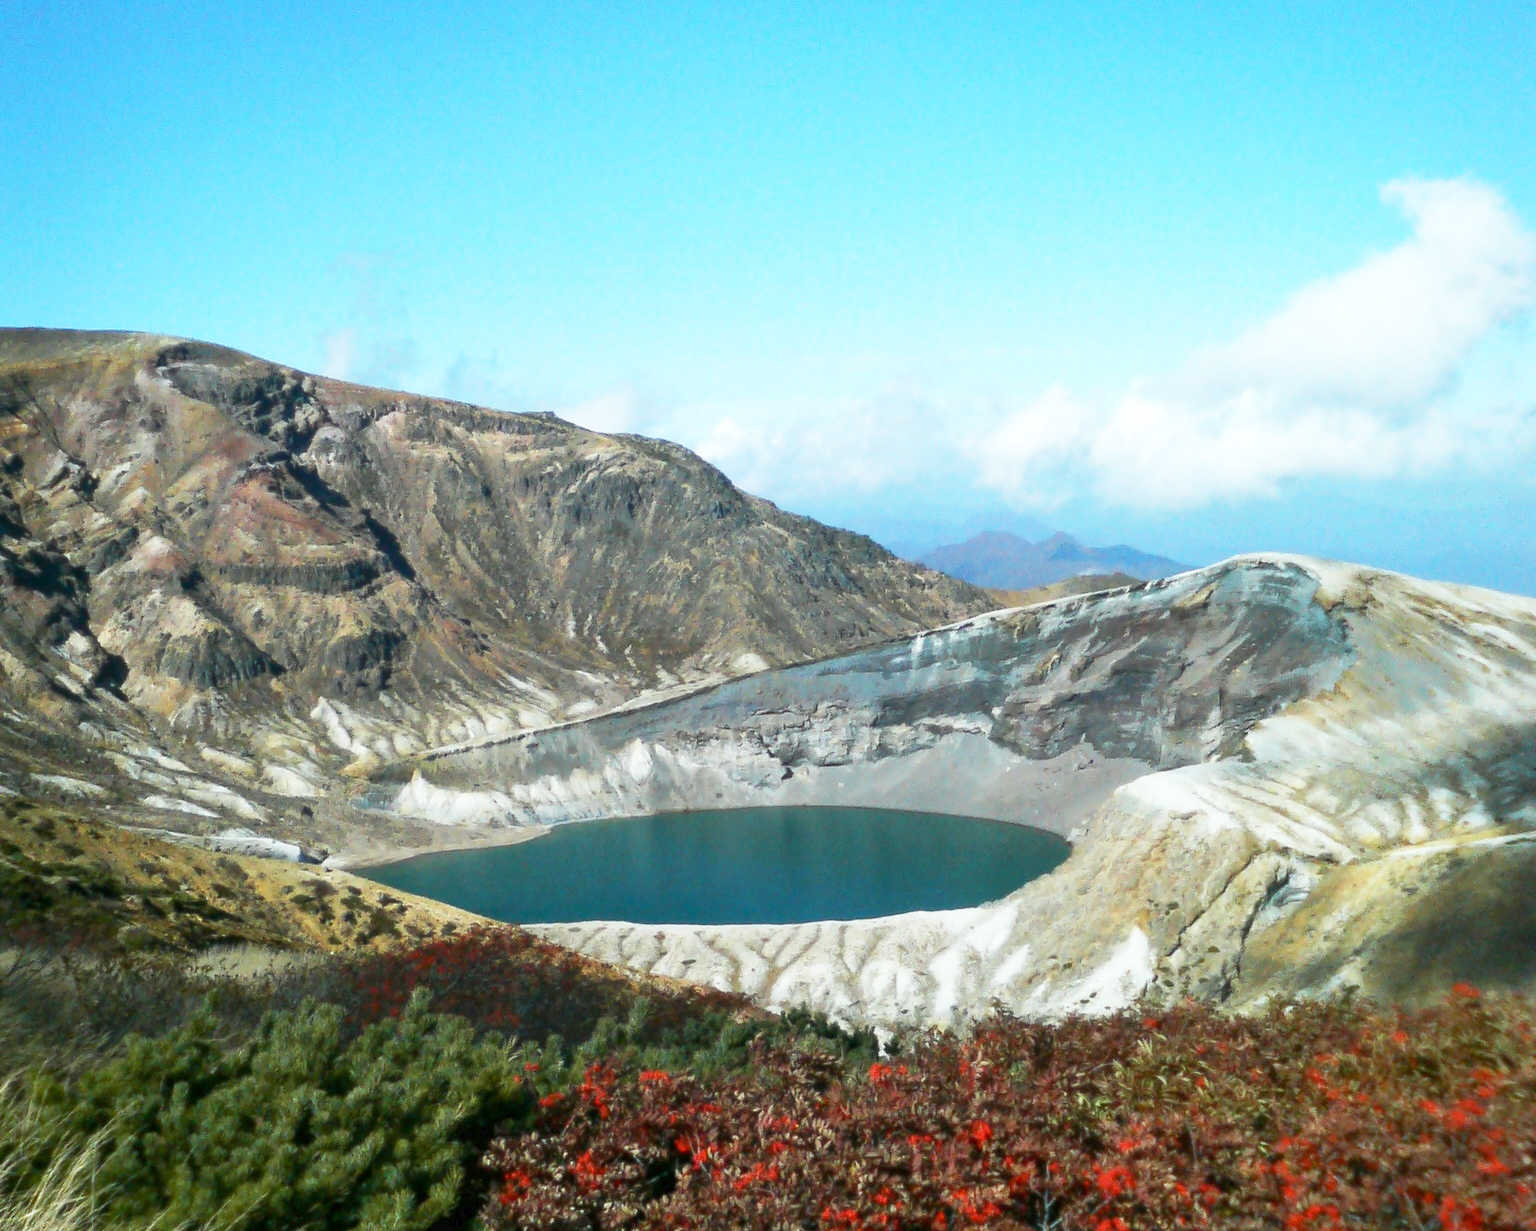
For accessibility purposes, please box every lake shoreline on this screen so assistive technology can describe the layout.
[356,806,1070,928]
[326,821,552,872]
[333,805,1070,873]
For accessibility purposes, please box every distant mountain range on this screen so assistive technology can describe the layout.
[918,530,1188,590]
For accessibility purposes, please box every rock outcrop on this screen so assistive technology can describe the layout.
[385,558,1347,829]
[0,328,984,830]
[397,556,1536,1026]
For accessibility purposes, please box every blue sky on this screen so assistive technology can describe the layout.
[5,1,1535,589]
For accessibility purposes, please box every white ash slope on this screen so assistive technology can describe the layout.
[385,555,1536,1025]
[381,556,1351,831]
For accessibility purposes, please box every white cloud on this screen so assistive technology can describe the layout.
[974,177,1536,511]
[968,385,1090,509]
[1199,178,1534,406]
[320,328,357,381]
[559,389,643,434]
[656,388,964,503]
[322,179,1534,523]
[1086,395,1431,509]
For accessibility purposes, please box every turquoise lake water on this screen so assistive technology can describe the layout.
[362,806,1069,925]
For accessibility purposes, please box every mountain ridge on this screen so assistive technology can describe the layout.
[0,327,986,833]
[920,528,1187,589]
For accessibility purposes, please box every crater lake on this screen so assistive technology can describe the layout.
[362,806,1069,925]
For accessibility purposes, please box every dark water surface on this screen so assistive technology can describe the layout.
[362,807,1069,925]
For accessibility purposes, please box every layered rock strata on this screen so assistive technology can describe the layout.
[398,556,1536,1025]
[0,329,982,836]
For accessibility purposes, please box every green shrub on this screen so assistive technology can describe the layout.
[52,990,532,1230]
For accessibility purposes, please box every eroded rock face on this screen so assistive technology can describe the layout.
[394,560,1351,829]
[0,328,983,826]
[396,556,1536,1027]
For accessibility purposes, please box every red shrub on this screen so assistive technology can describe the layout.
[313,924,751,1043]
[478,990,1536,1229]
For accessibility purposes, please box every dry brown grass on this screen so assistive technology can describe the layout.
[0,1076,103,1231]
[0,798,483,959]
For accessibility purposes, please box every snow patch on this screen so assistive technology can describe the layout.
[209,828,305,861]
[310,698,366,755]
[1064,927,1154,1013]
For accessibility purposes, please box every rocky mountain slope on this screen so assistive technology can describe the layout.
[921,529,1186,589]
[0,329,983,836]
[398,556,1536,1025]
[0,796,481,956]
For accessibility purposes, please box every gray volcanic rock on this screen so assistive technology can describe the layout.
[0,328,984,821]
[388,561,1349,828]
[392,556,1536,1025]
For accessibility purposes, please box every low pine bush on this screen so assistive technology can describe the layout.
[38,990,533,1230]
